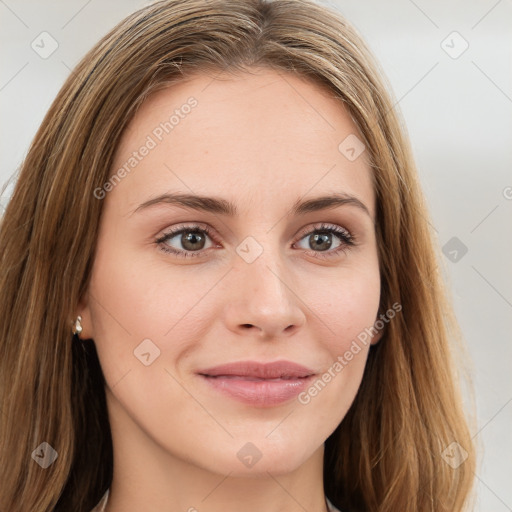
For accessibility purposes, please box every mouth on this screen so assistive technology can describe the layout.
[197,360,316,407]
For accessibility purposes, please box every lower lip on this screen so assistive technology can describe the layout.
[199,375,314,406]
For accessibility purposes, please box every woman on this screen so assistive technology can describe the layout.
[0,0,476,511]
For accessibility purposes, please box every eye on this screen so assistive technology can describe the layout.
[293,223,355,259]
[156,224,217,259]
[155,222,356,260]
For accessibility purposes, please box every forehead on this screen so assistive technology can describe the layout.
[108,68,375,218]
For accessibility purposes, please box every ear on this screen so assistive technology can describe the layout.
[369,310,385,346]
[370,327,384,346]
[73,293,94,340]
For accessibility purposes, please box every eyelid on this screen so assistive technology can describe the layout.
[156,222,216,240]
[156,222,353,244]
[293,222,353,243]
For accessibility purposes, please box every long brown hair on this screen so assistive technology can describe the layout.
[0,0,476,510]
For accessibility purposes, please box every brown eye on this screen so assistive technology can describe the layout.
[179,231,207,251]
[293,224,355,259]
[305,232,334,252]
[156,225,216,258]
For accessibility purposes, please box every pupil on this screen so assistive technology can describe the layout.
[182,231,205,250]
[311,233,331,251]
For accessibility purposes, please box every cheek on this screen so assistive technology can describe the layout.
[86,242,220,374]
[307,262,381,353]
[296,264,380,410]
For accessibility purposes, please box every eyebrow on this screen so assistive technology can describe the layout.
[132,192,371,218]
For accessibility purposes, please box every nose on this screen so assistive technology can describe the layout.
[222,249,306,340]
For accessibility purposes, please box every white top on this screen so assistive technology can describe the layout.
[90,490,108,512]
[327,496,343,512]
[90,489,343,511]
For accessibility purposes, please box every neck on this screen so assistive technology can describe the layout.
[106,464,329,512]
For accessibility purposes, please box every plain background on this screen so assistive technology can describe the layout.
[1,0,511,510]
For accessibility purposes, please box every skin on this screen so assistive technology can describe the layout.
[77,67,382,512]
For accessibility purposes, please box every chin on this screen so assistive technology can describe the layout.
[199,437,320,477]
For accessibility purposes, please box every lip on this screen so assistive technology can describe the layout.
[197,360,316,407]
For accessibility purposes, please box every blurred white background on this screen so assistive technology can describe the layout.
[1,0,511,510]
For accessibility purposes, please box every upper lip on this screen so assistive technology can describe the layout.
[198,360,316,379]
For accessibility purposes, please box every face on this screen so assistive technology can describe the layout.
[80,68,382,478]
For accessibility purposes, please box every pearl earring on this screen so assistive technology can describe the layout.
[72,315,83,336]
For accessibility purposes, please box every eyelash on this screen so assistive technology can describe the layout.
[155,222,356,260]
